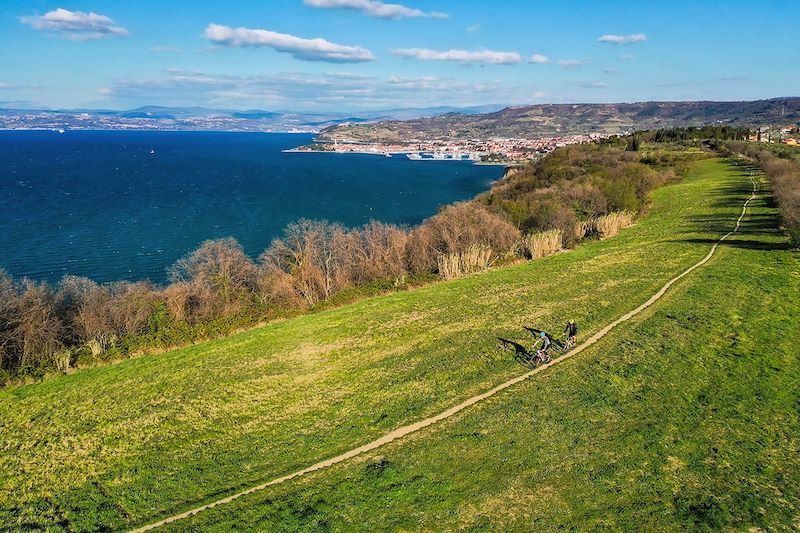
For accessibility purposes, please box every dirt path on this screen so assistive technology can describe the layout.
[130,174,758,532]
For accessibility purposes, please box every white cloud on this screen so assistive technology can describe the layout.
[99,69,520,110]
[386,75,486,91]
[20,8,128,41]
[597,33,646,45]
[204,23,375,63]
[392,48,521,64]
[0,82,42,91]
[101,70,351,106]
[465,23,481,33]
[388,74,442,84]
[557,59,584,68]
[529,54,550,64]
[150,46,181,53]
[579,81,607,89]
[326,72,375,80]
[303,0,447,19]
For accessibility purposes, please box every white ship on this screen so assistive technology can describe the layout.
[406,151,481,161]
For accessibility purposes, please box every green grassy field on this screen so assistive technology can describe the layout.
[1,158,798,531]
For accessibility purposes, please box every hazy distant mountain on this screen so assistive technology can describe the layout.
[231,111,283,120]
[5,100,795,135]
[0,101,51,111]
[0,104,508,132]
[348,104,506,121]
[320,98,800,141]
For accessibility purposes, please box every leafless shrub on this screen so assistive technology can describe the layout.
[162,281,193,322]
[758,153,800,244]
[349,221,409,284]
[559,182,608,219]
[108,281,159,337]
[255,267,304,308]
[0,271,20,372]
[69,281,157,345]
[407,203,520,273]
[171,238,257,318]
[15,280,63,370]
[70,282,111,341]
[55,275,100,343]
[725,143,800,246]
[545,203,578,247]
[773,172,800,243]
[259,220,351,307]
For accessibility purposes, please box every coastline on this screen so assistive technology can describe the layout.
[283,147,514,166]
[3,131,505,285]
[282,148,411,156]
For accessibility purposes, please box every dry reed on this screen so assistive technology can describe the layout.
[437,244,493,280]
[524,229,563,259]
[595,211,635,239]
[574,219,594,240]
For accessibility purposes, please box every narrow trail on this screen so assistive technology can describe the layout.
[130,173,759,532]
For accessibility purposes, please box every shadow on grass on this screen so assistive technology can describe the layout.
[683,213,781,237]
[671,170,790,250]
[674,201,790,251]
[703,182,759,209]
[677,237,791,251]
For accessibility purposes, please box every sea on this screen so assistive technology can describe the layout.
[0,130,504,285]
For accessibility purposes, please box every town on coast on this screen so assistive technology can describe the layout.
[287,134,605,163]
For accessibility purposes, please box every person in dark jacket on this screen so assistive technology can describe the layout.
[564,319,578,348]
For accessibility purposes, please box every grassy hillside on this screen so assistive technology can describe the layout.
[1,158,798,531]
[169,164,800,532]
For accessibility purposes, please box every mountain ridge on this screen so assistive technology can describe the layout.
[0,104,506,132]
[320,97,800,141]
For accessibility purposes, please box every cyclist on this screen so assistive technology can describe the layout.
[564,319,578,349]
[532,330,553,363]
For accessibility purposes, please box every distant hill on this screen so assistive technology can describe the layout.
[320,97,800,141]
[231,111,283,120]
[0,104,506,132]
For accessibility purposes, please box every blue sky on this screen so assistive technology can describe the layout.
[0,0,797,111]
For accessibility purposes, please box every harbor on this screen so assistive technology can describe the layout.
[288,133,604,163]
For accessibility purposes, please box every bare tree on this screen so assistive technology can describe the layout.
[260,232,323,307]
[255,266,303,308]
[259,220,351,306]
[106,281,159,337]
[56,275,101,344]
[407,203,520,273]
[349,221,409,284]
[15,279,63,370]
[162,281,194,322]
[0,271,20,372]
[170,238,257,318]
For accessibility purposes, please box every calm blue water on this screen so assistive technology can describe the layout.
[0,131,502,285]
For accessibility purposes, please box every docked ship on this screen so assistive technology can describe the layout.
[406,151,481,161]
